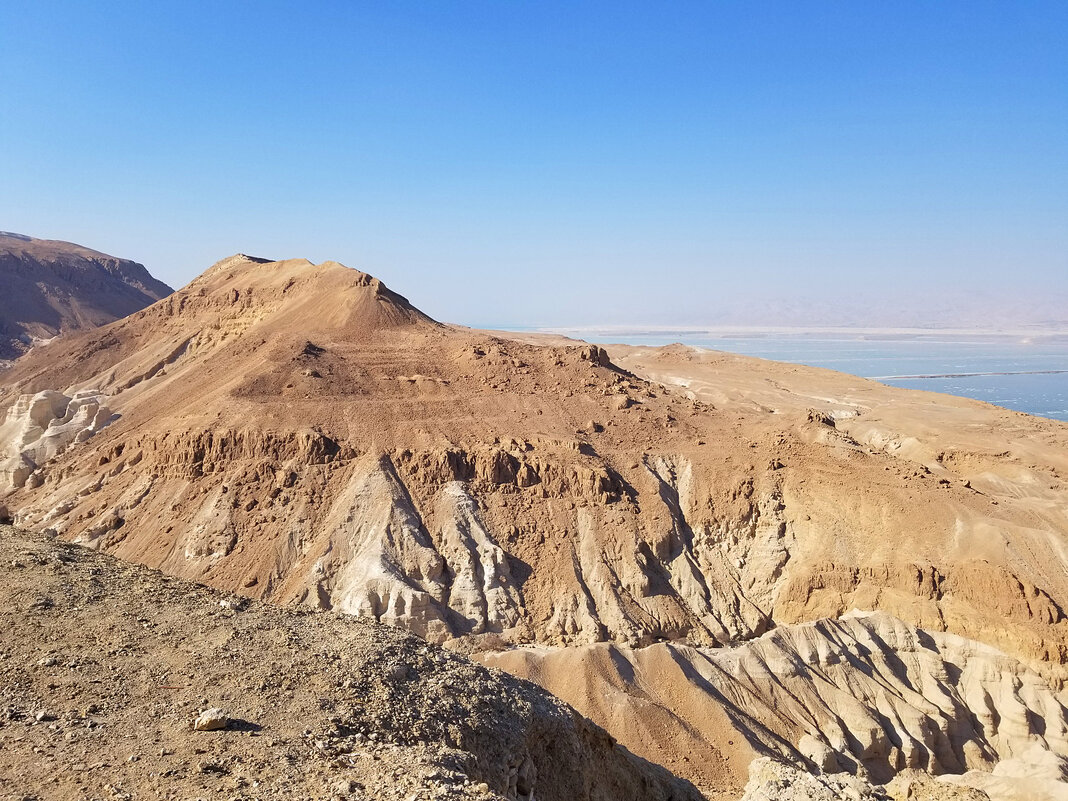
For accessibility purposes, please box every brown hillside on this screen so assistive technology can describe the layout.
[0,232,173,360]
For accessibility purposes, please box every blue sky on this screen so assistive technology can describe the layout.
[2,2,1066,327]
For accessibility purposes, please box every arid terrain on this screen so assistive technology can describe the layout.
[0,524,695,801]
[1,254,1066,799]
[0,232,172,361]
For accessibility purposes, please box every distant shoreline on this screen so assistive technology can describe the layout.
[871,369,1068,382]
[538,325,1068,342]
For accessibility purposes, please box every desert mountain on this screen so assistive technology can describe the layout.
[0,524,696,801]
[1,255,1067,798]
[0,231,173,360]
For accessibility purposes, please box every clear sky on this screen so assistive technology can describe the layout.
[2,2,1066,327]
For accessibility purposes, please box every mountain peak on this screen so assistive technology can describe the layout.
[179,255,436,335]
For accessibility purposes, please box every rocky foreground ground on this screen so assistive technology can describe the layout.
[0,525,697,801]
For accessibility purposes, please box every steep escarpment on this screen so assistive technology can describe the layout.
[0,232,172,360]
[483,612,1068,797]
[2,255,1067,797]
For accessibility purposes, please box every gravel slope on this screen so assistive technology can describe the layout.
[0,525,700,801]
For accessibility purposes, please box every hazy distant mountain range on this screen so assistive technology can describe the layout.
[549,291,1068,335]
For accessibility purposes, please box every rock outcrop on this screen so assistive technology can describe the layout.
[483,611,1068,796]
[0,389,114,490]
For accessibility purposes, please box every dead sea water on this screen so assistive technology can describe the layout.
[578,333,1068,422]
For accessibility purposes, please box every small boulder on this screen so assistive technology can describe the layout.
[334,779,359,796]
[798,733,839,773]
[193,708,230,731]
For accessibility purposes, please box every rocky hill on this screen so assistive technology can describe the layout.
[1,254,1066,798]
[0,524,697,801]
[0,232,172,360]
